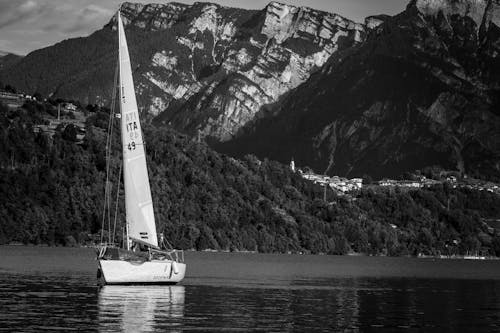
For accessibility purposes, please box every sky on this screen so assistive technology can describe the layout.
[0,0,407,55]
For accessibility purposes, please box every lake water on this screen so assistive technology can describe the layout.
[1,246,500,332]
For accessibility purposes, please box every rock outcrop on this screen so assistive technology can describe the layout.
[217,0,500,180]
[113,2,188,31]
[152,1,366,140]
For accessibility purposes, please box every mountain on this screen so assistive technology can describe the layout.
[0,1,365,140]
[0,51,23,72]
[1,0,499,180]
[217,0,500,180]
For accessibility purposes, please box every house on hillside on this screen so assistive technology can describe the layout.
[64,103,77,111]
[378,179,397,187]
[399,181,422,188]
[0,91,24,109]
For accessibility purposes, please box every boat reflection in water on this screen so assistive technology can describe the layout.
[98,285,185,332]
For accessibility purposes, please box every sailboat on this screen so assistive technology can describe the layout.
[97,10,186,285]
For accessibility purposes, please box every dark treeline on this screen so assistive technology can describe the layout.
[1,101,500,256]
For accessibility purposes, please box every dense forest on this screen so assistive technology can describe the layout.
[1,100,500,257]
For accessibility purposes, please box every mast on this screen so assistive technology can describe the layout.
[118,10,130,251]
[117,10,159,249]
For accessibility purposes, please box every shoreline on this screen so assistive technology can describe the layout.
[2,244,499,260]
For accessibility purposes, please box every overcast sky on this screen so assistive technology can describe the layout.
[0,0,407,55]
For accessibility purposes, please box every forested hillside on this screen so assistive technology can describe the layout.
[1,100,500,256]
[0,52,22,72]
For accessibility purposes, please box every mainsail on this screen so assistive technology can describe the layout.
[118,12,158,248]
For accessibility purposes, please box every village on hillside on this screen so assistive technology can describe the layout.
[290,159,500,196]
[1,87,87,143]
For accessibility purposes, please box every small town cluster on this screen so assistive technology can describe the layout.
[290,159,500,195]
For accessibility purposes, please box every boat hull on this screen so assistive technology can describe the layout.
[98,259,186,285]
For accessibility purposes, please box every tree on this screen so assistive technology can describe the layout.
[33,92,43,101]
[362,174,373,185]
[5,84,16,93]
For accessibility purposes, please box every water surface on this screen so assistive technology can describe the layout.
[1,246,500,332]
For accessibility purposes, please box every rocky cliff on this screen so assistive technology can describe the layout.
[160,2,366,140]
[0,1,365,140]
[217,0,500,180]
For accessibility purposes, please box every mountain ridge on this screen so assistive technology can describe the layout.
[215,0,500,180]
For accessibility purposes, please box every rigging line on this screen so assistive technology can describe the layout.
[107,93,115,243]
[163,237,175,251]
[100,154,110,245]
[100,60,119,245]
[108,60,119,244]
[111,159,122,245]
[100,182,106,245]
[101,96,114,244]
[100,104,113,245]
[105,76,115,244]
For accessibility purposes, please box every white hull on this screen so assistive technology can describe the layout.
[99,259,186,285]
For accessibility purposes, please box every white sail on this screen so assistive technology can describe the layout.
[118,12,158,248]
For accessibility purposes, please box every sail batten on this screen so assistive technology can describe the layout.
[118,12,158,249]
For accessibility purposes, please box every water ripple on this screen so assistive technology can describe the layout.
[2,247,500,331]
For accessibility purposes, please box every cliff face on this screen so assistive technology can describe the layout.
[146,1,366,140]
[113,2,188,31]
[0,1,365,140]
[161,2,366,140]
[217,0,500,180]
